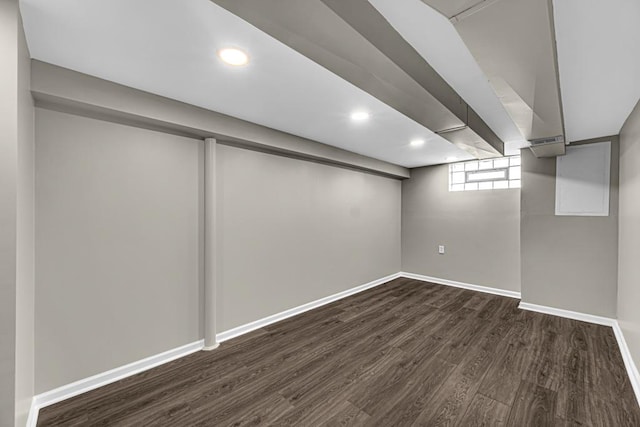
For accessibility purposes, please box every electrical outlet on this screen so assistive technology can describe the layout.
[438,245,445,254]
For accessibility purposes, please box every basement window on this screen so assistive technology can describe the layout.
[449,156,521,191]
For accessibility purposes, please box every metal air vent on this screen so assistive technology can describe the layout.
[529,135,566,158]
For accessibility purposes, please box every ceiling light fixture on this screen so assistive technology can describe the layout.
[410,139,425,147]
[446,156,458,162]
[350,111,370,121]
[218,48,249,66]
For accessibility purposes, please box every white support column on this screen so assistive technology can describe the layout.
[203,138,219,350]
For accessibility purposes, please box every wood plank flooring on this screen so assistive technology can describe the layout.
[38,278,640,426]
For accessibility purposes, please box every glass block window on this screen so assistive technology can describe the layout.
[449,156,521,192]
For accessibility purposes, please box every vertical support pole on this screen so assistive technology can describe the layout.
[0,1,19,422]
[203,138,219,350]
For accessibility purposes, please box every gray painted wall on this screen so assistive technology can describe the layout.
[520,142,619,317]
[15,11,35,427]
[216,144,401,331]
[31,61,409,179]
[1,6,35,424]
[402,164,520,292]
[34,107,402,392]
[35,108,203,392]
[0,1,19,424]
[618,99,640,376]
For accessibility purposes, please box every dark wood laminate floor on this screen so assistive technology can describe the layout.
[38,278,640,426]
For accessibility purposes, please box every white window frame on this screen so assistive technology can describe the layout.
[449,156,521,192]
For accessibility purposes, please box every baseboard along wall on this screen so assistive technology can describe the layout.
[518,302,616,326]
[27,272,402,425]
[216,272,402,343]
[398,271,521,299]
[27,340,205,427]
[612,322,640,406]
[27,272,640,425]
[518,301,640,407]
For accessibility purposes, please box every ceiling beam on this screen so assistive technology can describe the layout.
[31,60,411,179]
[211,0,504,157]
[422,0,564,143]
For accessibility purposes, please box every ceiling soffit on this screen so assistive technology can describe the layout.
[211,0,504,157]
[422,0,565,142]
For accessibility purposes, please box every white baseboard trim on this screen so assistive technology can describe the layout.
[518,301,640,407]
[28,272,640,424]
[202,342,220,351]
[518,302,616,327]
[27,339,204,427]
[216,272,402,343]
[27,272,402,426]
[403,272,640,407]
[399,272,521,299]
[25,398,37,427]
[612,322,640,407]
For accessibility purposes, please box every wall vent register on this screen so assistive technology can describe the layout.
[449,156,521,191]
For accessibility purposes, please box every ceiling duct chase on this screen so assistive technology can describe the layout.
[211,0,505,159]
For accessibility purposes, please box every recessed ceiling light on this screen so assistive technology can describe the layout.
[446,156,458,162]
[410,139,425,147]
[218,48,249,66]
[350,111,370,121]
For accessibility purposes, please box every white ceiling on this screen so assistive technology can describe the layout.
[20,0,473,168]
[553,0,640,142]
[24,0,637,165]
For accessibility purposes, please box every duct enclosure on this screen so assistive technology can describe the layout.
[211,0,506,158]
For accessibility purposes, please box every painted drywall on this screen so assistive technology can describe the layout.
[618,99,640,376]
[34,104,402,392]
[0,1,19,424]
[30,61,409,179]
[216,144,401,330]
[520,142,619,317]
[401,163,520,292]
[15,11,35,427]
[35,108,203,393]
